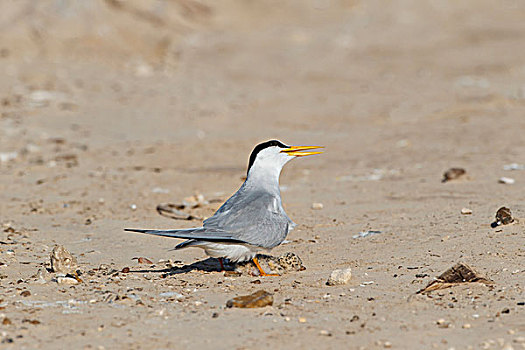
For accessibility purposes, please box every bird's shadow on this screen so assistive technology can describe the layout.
[128,257,234,276]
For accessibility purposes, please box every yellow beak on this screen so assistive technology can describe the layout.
[280,145,324,157]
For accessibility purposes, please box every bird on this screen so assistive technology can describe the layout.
[125,140,323,276]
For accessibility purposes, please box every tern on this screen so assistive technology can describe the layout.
[125,140,323,276]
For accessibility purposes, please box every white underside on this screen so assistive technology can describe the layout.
[190,242,264,262]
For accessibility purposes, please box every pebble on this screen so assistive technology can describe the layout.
[495,207,514,225]
[442,168,466,182]
[56,275,79,284]
[27,90,56,107]
[353,230,382,239]
[298,317,307,323]
[326,267,352,286]
[319,330,331,336]
[503,163,525,170]
[498,177,515,184]
[461,208,472,215]
[152,187,170,194]
[133,257,154,264]
[50,245,78,274]
[130,204,137,210]
[462,323,471,329]
[514,336,525,343]
[134,63,153,77]
[384,341,392,348]
[311,202,324,210]
[226,290,273,308]
[159,292,184,300]
[0,152,18,163]
[224,270,242,277]
[436,319,450,328]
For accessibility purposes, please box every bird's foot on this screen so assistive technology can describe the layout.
[252,257,279,277]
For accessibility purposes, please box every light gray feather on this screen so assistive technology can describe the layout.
[203,188,292,248]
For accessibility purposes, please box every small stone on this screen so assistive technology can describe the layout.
[319,330,331,336]
[159,292,184,300]
[461,208,472,215]
[121,267,130,273]
[503,163,525,171]
[311,202,324,210]
[384,341,392,348]
[22,319,40,325]
[436,319,450,328]
[56,275,79,284]
[514,336,525,343]
[0,152,18,163]
[417,263,493,294]
[326,267,352,286]
[442,168,466,182]
[298,317,307,323]
[27,90,56,107]
[226,290,273,308]
[130,204,137,210]
[134,63,153,77]
[2,317,12,325]
[224,270,242,277]
[462,323,471,329]
[20,290,31,297]
[50,245,78,274]
[132,257,153,264]
[498,177,515,184]
[495,207,514,226]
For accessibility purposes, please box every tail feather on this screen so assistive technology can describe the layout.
[124,228,247,244]
[175,239,197,249]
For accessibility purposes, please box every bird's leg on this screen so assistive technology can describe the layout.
[252,257,279,277]
[218,258,225,271]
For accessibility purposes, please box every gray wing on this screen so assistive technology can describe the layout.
[203,190,290,248]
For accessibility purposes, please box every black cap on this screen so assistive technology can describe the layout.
[247,140,289,174]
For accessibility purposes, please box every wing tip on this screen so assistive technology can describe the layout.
[124,228,149,233]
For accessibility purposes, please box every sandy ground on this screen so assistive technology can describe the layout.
[0,1,524,349]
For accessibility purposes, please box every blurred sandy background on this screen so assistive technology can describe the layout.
[0,1,524,349]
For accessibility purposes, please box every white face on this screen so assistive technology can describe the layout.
[248,146,294,178]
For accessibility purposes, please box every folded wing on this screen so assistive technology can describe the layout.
[124,227,248,244]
